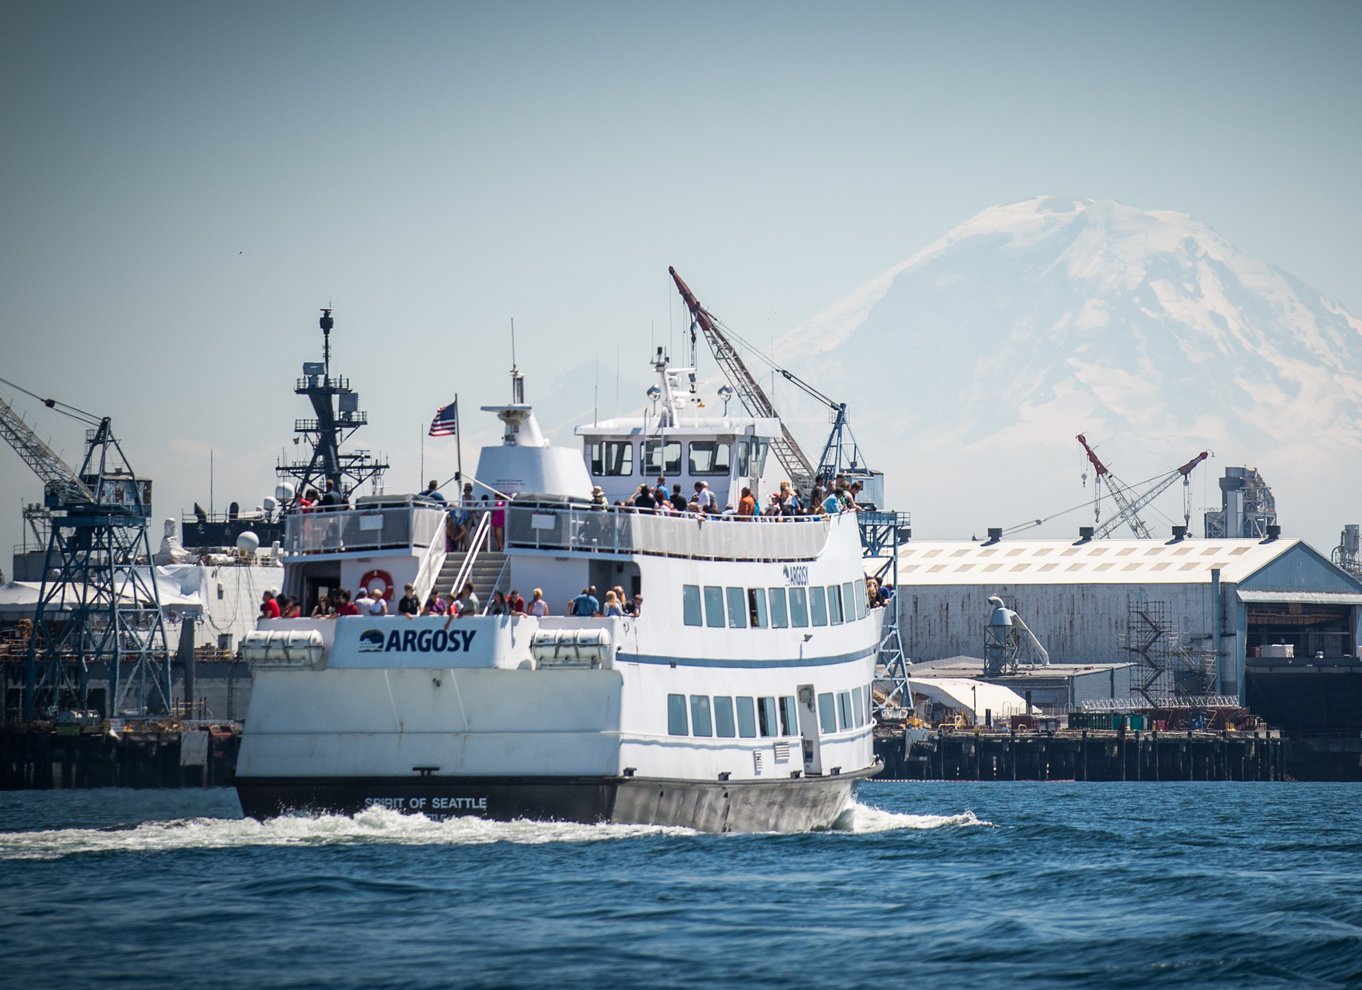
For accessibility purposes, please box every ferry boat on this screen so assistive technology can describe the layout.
[234,316,884,832]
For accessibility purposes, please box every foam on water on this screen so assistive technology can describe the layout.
[0,806,697,861]
[842,799,993,833]
[0,797,989,859]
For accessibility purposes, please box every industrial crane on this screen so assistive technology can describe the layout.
[1077,433,1210,539]
[0,378,171,720]
[668,267,878,500]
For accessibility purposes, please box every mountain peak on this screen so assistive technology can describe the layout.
[772,197,1362,549]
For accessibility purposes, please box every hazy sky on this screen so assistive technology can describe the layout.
[2,1,1360,563]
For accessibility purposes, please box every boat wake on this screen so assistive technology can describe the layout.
[840,800,993,833]
[0,806,697,861]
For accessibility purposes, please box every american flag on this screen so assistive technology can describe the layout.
[428,400,458,437]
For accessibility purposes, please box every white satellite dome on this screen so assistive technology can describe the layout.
[275,482,295,502]
[236,530,260,557]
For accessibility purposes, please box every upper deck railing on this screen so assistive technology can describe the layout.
[506,502,832,562]
[283,501,447,556]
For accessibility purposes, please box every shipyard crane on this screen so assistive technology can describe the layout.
[0,378,171,721]
[668,268,915,718]
[669,268,818,494]
[1077,433,1210,539]
[668,267,880,500]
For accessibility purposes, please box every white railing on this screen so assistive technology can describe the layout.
[506,503,832,561]
[283,503,447,556]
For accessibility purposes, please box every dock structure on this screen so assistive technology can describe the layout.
[875,727,1285,782]
[0,724,240,789]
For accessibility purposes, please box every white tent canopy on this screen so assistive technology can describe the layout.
[910,677,1030,718]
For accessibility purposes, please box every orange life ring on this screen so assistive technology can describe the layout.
[359,568,394,600]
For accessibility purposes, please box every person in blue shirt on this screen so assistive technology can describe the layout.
[570,588,601,617]
[422,480,446,503]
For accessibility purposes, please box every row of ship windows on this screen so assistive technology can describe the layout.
[667,687,872,738]
[589,438,772,478]
[682,581,868,629]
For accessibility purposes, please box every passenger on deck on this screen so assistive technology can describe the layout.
[260,590,280,620]
[693,481,715,511]
[280,596,301,619]
[670,484,688,511]
[529,588,550,616]
[779,480,800,517]
[737,487,757,517]
[488,590,509,616]
[590,486,608,509]
[602,590,624,617]
[335,590,360,616]
[398,583,421,618]
[421,591,447,615]
[569,587,600,617]
[491,500,506,550]
[311,594,332,618]
[422,480,447,504]
[442,583,480,626]
[633,484,656,511]
[763,493,782,517]
[366,588,389,616]
[631,593,643,616]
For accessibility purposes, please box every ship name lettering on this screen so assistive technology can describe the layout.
[431,796,488,810]
[783,565,809,586]
[384,629,478,653]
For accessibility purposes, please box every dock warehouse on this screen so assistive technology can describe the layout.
[889,535,1362,702]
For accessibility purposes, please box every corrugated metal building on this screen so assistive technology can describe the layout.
[888,537,1362,701]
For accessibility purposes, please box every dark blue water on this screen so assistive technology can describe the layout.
[2,782,1359,989]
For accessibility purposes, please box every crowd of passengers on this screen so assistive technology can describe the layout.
[597,472,867,518]
[268,576,890,623]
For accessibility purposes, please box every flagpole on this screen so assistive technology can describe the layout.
[455,394,463,485]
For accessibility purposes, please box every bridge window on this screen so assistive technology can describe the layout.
[735,439,752,477]
[688,440,730,476]
[703,586,725,628]
[780,696,798,735]
[837,691,853,731]
[788,587,809,627]
[682,585,702,626]
[642,439,682,477]
[852,687,865,727]
[589,440,633,476]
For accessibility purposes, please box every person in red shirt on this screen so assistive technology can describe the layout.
[260,591,281,620]
[334,590,360,616]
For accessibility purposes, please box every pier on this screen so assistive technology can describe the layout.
[0,725,240,790]
[875,726,1285,781]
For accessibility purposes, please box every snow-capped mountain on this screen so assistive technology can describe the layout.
[773,196,1362,549]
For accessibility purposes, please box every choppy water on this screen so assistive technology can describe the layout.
[2,782,1359,989]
